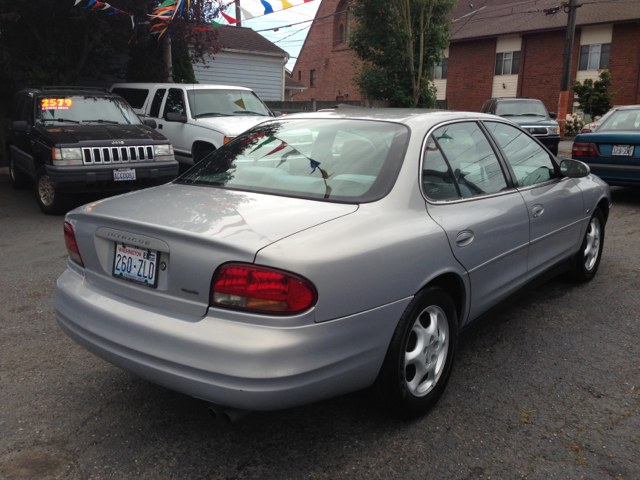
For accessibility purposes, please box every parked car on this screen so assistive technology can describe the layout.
[580,104,640,133]
[111,83,276,168]
[481,97,561,155]
[55,109,610,420]
[6,86,179,214]
[572,106,640,186]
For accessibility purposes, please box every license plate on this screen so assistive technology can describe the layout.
[114,168,136,181]
[611,145,634,156]
[112,243,158,288]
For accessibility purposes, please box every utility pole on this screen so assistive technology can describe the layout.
[558,0,580,138]
[162,34,172,83]
[235,0,242,27]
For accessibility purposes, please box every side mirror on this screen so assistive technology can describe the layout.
[143,118,158,129]
[560,159,590,178]
[166,112,188,123]
[272,110,283,117]
[12,120,29,133]
[549,112,557,119]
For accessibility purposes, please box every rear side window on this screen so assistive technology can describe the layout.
[432,122,508,198]
[149,89,166,118]
[421,135,458,201]
[112,88,149,109]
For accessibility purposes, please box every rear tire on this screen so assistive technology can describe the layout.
[9,155,30,189]
[374,286,458,419]
[35,166,70,215]
[570,208,605,282]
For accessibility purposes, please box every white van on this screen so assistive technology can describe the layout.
[111,83,276,166]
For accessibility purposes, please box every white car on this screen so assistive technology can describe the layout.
[581,104,640,133]
[111,83,276,167]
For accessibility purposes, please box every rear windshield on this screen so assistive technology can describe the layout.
[176,118,410,203]
[496,100,549,117]
[36,95,141,125]
[599,110,640,131]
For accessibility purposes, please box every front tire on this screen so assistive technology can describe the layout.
[374,286,458,419]
[35,166,70,215]
[570,208,605,282]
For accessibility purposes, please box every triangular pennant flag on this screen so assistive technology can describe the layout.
[242,133,265,144]
[131,15,135,28]
[157,0,175,8]
[251,136,277,153]
[281,0,293,8]
[309,159,321,173]
[260,0,274,14]
[74,0,83,5]
[233,98,246,110]
[221,11,238,24]
[83,0,97,9]
[102,3,111,10]
[92,2,105,9]
[264,141,288,157]
[210,20,223,27]
[239,6,254,19]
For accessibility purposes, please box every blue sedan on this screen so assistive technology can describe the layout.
[572,106,640,186]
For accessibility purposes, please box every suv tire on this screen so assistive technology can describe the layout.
[35,166,71,215]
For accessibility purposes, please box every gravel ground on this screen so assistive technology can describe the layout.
[0,174,638,480]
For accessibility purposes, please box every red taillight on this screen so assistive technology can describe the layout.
[572,142,598,157]
[580,128,593,134]
[211,263,317,314]
[64,222,84,266]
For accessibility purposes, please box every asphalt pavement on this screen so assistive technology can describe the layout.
[1,173,639,479]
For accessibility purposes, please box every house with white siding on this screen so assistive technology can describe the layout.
[192,26,289,101]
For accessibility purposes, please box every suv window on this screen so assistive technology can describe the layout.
[14,95,33,123]
[149,89,166,118]
[432,122,508,198]
[495,100,548,117]
[163,88,186,119]
[485,122,556,187]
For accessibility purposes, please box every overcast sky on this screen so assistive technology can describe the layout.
[219,0,321,71]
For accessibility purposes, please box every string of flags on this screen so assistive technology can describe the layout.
[72,0,317,39]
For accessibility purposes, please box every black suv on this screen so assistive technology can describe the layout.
[480,98,561,155]
[6,87,179,214]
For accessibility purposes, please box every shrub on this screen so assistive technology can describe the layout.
[565,113,585,135]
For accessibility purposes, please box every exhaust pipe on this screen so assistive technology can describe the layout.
[208,403,251,425]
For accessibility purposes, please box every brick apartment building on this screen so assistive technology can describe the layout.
[293,0,640,114]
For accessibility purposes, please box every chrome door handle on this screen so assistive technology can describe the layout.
[531,204,544,218]
[456,230,474,247]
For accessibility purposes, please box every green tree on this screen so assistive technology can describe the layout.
[349,0,455,108]
[572,69,615,119]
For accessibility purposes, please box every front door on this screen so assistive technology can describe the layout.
[159,88,192,164]
[483,121,584,278]
[422,121,530,322]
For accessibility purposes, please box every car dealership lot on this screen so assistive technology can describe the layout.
[1,174,638,479]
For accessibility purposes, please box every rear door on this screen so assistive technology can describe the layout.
[422,121,530,321]
[484,121,584,278]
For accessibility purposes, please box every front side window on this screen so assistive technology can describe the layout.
[163,88,186,118]
[187,89,270,118]
[495,51,520,75]
[177,119,409,203]
[432,122,508,198]
[579,43,610,70]
[485,121,556,187]
[36,95,141,125]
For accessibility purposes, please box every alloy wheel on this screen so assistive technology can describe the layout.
[38,175,55,207]
[584,217,601,271]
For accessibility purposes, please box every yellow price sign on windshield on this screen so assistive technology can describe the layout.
[42,98,73,110]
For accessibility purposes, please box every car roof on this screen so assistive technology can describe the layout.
[265,108,503,127]
[110,83,254,92]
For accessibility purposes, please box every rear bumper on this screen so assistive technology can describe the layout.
[54,267,409,411]
[574,161,640,186]
[46,161,179,192]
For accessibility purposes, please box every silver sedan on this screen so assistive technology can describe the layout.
[55,109,611,419]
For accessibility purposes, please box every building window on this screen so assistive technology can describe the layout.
[298,71,301,81]
[430,58,449,80]
[310,70,316,87]
[339,24,345,44]
[495,51,520,76]
[579,44,611,70]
